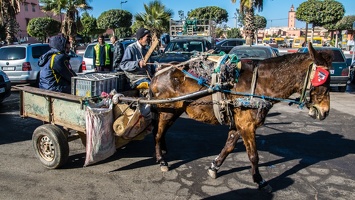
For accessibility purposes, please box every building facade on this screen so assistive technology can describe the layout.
[15,0,62,43]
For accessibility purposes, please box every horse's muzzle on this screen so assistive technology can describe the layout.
[308,105,329,120]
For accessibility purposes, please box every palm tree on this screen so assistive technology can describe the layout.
[0,0,21,44]
[231,0,263,45]
[134,0,173,39]
[40,0,92,38]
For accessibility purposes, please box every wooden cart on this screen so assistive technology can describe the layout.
[14,85,212,169]
[14,85,147,169]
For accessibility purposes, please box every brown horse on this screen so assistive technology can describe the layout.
[148,42,331,192]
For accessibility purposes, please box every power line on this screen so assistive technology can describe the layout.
[267,18,288,21]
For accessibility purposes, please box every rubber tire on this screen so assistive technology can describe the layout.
[32,124,69,169]
[350,69,355,84]
[338,86,347,92]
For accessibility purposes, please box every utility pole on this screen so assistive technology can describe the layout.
[233,12,238,28]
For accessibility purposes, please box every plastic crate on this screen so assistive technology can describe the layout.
[71,73,118,97]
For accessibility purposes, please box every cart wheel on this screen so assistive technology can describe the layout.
[32,124,69,169]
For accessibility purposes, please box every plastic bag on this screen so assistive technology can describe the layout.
[84,102,116,167]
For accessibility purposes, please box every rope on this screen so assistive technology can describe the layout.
[181,68,305,107]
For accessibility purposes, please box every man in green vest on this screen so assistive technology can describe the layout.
[93,35,112,72]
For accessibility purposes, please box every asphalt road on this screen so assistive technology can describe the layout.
[0,84,355,200]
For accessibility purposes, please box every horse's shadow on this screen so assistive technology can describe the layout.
[103,110,355,193]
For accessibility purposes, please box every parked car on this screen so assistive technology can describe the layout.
[347,57,355,84]
[297,47,349,92]
[67,50,83,73]
[151,37,212,63]
[0,69,11,103]
[214,38,246,54]
[229,45,279,60]
[0,43,83,85]
[81,40,135,73]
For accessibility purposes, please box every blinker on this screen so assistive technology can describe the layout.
[311,67,329,86]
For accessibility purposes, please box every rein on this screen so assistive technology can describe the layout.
[181,64,312,109]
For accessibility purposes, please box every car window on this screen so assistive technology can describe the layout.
[165,40,205,53]
[0,47,26,60]
[226,41,236,46]
[84,45,94,58]
[236,40,245,45]
[187,41,203,52]
[32,45,51,58]
[331,50,345,62]
[230,48,271,59]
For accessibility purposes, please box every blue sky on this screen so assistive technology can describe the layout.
[87,0,355,28]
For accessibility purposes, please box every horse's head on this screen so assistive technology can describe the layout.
[304,42,332,120]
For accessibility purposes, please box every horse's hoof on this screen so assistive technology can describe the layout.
[160,165,169,172]
[207,168,217,179]
[258,181,272,193]
[160,161,169,172]
[262,184,272,193]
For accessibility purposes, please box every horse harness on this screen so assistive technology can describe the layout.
[179,54,330,126]
[299,63,330,107]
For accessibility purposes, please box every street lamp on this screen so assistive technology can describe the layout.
[120,1,127,9]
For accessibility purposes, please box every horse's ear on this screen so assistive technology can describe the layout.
[308,42,316,58]
[308,41,323,65]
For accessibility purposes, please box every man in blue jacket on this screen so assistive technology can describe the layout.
[38,35,77,94]
[119,28,154,90]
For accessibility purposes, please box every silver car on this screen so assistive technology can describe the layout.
[0,43,83,85]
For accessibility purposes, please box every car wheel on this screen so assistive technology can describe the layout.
[32,124,69,169]
[350,69,355,84]
[338,86,347,92]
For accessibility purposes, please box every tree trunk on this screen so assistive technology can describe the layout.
[311,24,315,45]
[244,8,255,45]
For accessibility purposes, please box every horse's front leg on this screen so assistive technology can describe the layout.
[208,129,240,179]
[153,111,180,172]
[241,126,272,193]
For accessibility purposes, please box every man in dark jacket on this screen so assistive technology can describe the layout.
[119,27,154,89]
[38,35,77,94]
[110,36,124,71]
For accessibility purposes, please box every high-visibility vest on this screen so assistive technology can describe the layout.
[94,43,110,65]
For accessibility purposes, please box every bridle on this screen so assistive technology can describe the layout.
[299,63,330,107]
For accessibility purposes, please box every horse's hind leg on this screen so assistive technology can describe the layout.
[208,129,240,179]
[240,127,272,193]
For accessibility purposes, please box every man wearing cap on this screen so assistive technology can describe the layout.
[119,27,154,90]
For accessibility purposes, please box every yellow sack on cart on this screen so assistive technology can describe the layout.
[113,104,152,139]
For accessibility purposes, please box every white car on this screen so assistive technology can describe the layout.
[0,43,83,86]
[81,40,135,73]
